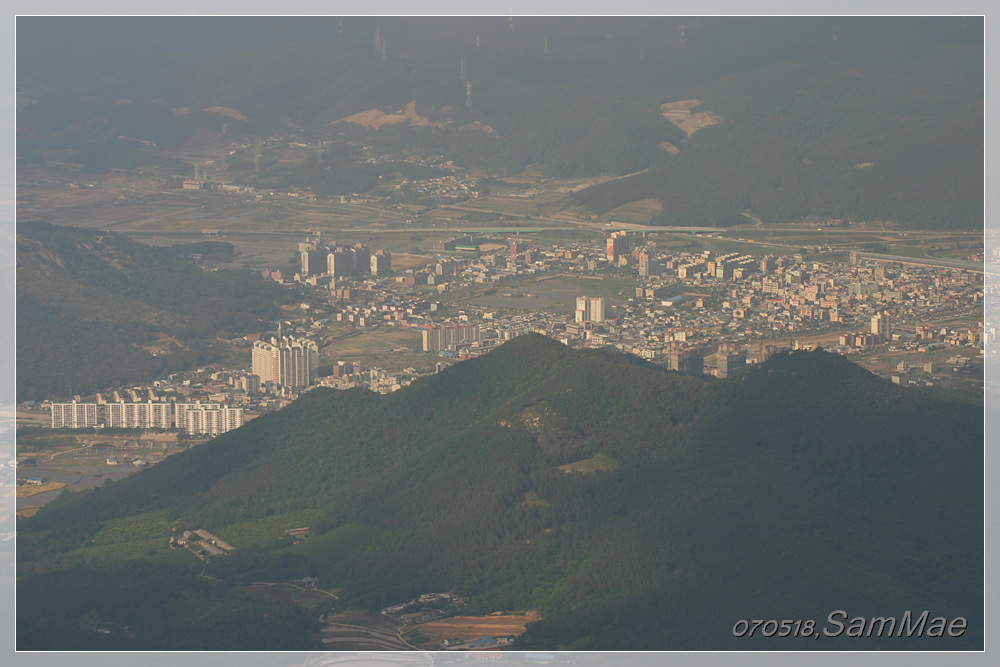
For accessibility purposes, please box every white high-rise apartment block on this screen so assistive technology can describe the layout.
[252,339,281,385]
[182,405,244,437]
[252,336,319,389]
[422,324,481,352]
[175,401,221,429]
[589,297,606,322]
[575,296,606,323]
[104,401,172,429]
[51,401,98,429]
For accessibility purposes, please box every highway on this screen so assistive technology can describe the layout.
[853,251,984,274]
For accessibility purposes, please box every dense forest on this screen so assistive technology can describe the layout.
[17,334,983,650]
[16,16,983,228]
[16,222,294,401]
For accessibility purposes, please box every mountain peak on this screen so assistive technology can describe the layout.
[18,332,983,651]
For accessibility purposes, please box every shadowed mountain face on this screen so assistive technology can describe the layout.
[17,334,982,650]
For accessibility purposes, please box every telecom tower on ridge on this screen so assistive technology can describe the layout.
[465,80,473,108]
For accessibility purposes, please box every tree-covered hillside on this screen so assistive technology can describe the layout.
[16,222,294,401]
[17,334,983,650]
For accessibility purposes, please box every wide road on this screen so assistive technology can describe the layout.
[853,251,984,273]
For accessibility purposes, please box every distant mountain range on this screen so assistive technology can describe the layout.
[17,334,983,650]
[16,16,983,229]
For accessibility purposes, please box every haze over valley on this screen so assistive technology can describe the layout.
[13,16,986,652]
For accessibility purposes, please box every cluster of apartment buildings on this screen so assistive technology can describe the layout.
[329,233,975,345]
[50,399,244,436]
[298,234,392,280]
[265,230,982,381]
[436,242,979,368]
[41,229,985,433]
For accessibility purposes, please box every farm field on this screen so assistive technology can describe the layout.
[318,325,428,374]
[464,274,634,314]
[16,481,66,497]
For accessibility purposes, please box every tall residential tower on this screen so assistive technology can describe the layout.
[252,336,319,389]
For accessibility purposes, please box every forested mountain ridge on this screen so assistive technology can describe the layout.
[17,334,983,650]
[574,44,983,228]
[16,16,983,228]
[16,222,293,401]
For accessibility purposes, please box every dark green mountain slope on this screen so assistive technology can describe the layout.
[574,45,983,228]
[17,335,982,650]
[16,222,293,400]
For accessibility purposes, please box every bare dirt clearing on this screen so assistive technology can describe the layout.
[335,101,442,130]
[405,611,541,645]
[661,99,721,136]
[390,253,436,271]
